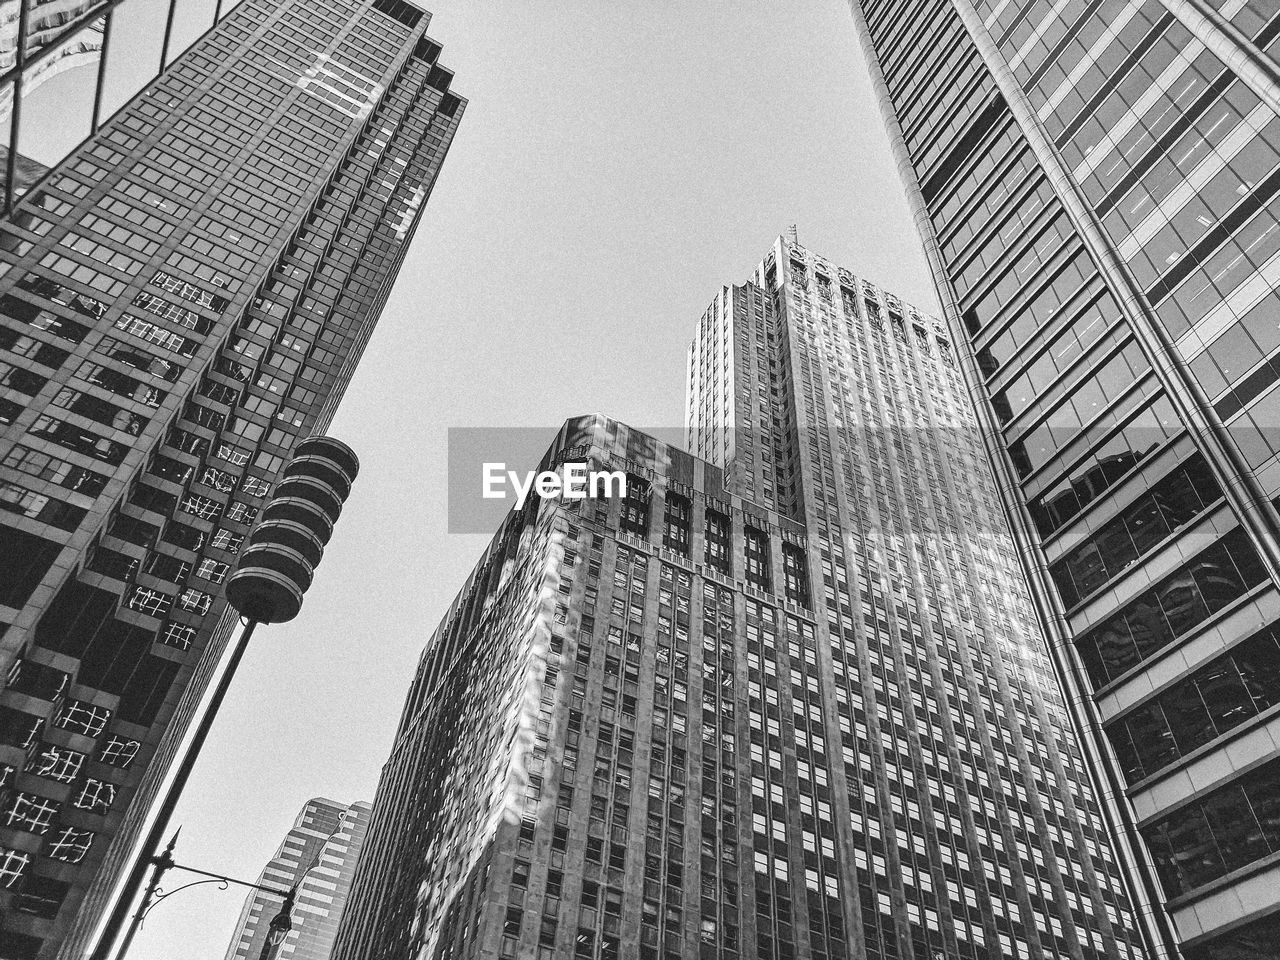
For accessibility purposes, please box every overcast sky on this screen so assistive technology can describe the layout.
[122,0,940,954]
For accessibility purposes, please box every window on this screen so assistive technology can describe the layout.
[1051,455,1222,607]
[181,494,222,521]
[5,659,69,700]
[54,700,111,738]
[99,736,142,768]
[704,509,732,574]
[73,779,117,815]
[42,826,91,868]
[1144,755,1280,896]
[177,588,213,615]
[0,846,30,888]
[1108,624,1280,783]
[620,475,651,538]
[782,544,809,606]
[1076,528,1268,688]
[16,874,70,918]
[210,528,244,552]
[5,792,60,834]
[160,621,198,650]
[196,559,230,583]
[744,526,770,590]
[26,745,86,784]
[126,585,173,617]
[662,493,691,556]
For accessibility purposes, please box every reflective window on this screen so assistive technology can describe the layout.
[1028,394,1179,537]
[1009,340,1152,478]
[988,289,1121,417]
[1143,755,1280,896]
[1108,624,1280,782]
[1050,454,1221,607]
[1160,191,1280,342]
[1184,907,1280,960]
[1190,290,1280,416]
[1075,526,1268,688]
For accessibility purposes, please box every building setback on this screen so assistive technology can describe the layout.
[223,798,371,960]
[845,0,1280,956]
[0,0,462,955]
[330,240,1146,960]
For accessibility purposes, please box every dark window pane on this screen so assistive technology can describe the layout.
[1234,632,1280,710]
[1092,620,1139,683]
[1196,662,1256,737]
[1121,702,1180,779]
[1127,597,1176,659]
[1123,493,1170,556]
[1155,571,1210,637]
[1066,540,1109,600]
[1179,455,1221,512]
[1076,632,1113,688]
[1227,529,1270,590]
[1050,561,1081,608]
[1162,803,1225,894]
[1161,679,1217,755]
[1106,720,1147,782]
[1240,762,1280,851]
[0,525,62,607]
[1143,820,1181,894]
[1183,910,1280,960]
[1202,784,1268,874]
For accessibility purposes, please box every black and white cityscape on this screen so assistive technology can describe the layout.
[1,1,1279,959]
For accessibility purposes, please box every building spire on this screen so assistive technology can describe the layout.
[786,223,799,246]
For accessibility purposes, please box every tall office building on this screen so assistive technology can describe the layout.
[844,1,1280,957]
[224,798,371,960]
[331,240,1147,960]
[0,0,462,954]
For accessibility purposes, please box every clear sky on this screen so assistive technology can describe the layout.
[122,0,940,954]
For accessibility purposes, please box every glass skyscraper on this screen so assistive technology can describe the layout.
[223,798,371,960]
[0,0,461,955]
[845,1,1280,957]
[330,240,1145,960]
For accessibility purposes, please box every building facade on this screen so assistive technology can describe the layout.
[331,240,1148,960]
[844,1,1280,956]
[0,0,462,955]
[224,798,371,960]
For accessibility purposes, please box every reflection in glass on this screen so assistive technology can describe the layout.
[98,0,176,121]
[161,0,216,70]
[0,9,103,202]
[17,0,106,61]
[14,15,101,190]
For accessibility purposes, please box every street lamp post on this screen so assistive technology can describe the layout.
[91,437,360,960]
[258,886,296,960]
[112,832,298,960]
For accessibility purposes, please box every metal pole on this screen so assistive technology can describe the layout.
[92,618,260,960]
[110,833,177,960]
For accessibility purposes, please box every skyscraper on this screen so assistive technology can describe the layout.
[0,0,462,954]
[223,798,371,960]
[844,1,1280,956]
[331,239,1147,960]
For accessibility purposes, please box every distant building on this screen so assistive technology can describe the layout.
[330,240,1145,960]
[224,799,371,960]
